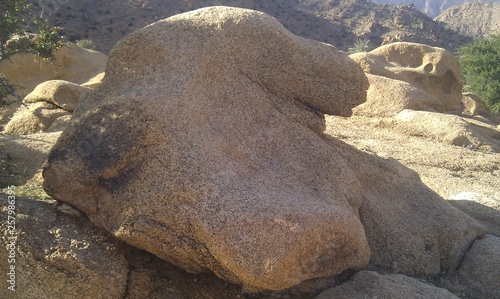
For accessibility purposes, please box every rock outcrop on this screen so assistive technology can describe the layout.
[350,42,500,152]
[23,80,90,112]
[435,2,500,38]
[0,196,129,299]
[454,235,500,299]
[44,6,371,292]
[350,42,463,113]
[42,7,487,293]
[3,80,91,135]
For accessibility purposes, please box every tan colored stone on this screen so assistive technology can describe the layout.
[454,235,500,299]
[44,6,370,292]
[350,42,463,113]
[81,72,105,89]
[24,80,91,112]
[353,73,445,117]
[316,270,459,299]
[0,42,107,97]
[0,132,61,187]
[325,137,485,277]
[394,109,500,152]
[3,102,70,135]
[0,196,128,299]
[43,6,486,293]
[461,92,491,117]
[449,192,500,237]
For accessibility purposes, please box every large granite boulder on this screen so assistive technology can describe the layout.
[44,6,370,292]
[43,6,485,293]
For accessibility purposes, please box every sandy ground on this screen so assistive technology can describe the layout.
[325,115,500,202]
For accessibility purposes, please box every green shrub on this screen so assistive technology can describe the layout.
[0,0,62,102]
[348,38,372,54]
[458,34,500,114]
[76,39,96,50]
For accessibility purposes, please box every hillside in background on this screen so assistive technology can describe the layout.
[371,0,500,18]
[30,0,470,53]
[435,2,500,38]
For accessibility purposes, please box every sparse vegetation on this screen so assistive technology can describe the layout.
[458,34,500,114]
[0,0,62,101]
[348,38,372,54]
[76,39,95,49]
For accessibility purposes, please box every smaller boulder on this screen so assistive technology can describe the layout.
[461,93,492,117]
[2,80,89,135]
[0,42,107,97]
[0,132,61,187]
[350,42,463,113]
[316,270,459,299]
[3,102,70,135]
[24,80,90,112]
[353,74,445,117]
[453,235,500,299]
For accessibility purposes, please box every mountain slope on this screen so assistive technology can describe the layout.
[31,0,470,53]
[435,2,500,38]
[371,0,500,18]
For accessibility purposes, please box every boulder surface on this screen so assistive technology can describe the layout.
[350,42,463,113]
[0,196,128,299]
[316,270,459,299]
[43,6,485,293]
[44,6,370,292]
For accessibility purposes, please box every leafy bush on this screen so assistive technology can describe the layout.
[458,34,500,114]
[0,0,62,101]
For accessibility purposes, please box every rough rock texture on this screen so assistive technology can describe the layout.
[0,132,61,187]
[449,192,500,237]
[450,235,500,299]
[324,138,485,276]
[24,80,91,112]
[2,80,90,134]
[460,92,500,126]
[0,43,107,97]
[0,196,128,299]
[2,102,70,135]
[124,247,246,299]
[350,43,500,152]
[43,6,486,293]
[315,270,459,299]
[394,110,500,152]
[44,6,370,292]
[352,73,445,117]
[81,72,106,89]
[350,42,463,113]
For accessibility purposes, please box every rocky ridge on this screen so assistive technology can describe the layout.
[30,0,470,53]
[435,2,500,38]
[371,0,500,18]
